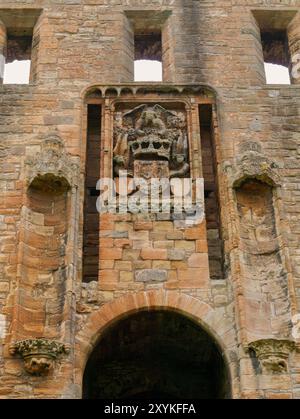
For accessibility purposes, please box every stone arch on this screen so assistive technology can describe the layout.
[75,290,238,398]
[84,87,103,100]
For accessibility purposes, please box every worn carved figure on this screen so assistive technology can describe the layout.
[113,104,189,180]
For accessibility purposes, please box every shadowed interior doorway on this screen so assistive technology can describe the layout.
[83,310,231,399]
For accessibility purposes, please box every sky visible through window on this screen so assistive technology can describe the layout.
[3,59,291,84]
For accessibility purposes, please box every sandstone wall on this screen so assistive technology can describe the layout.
[0,0,299,399]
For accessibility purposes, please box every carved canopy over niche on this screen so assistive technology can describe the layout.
[113,104,189,180]
[26,135,80,193]
[223,141,280,188]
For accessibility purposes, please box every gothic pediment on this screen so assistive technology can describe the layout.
[26,135,80,192]
[224,142,280,188]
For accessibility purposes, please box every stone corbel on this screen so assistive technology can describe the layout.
[248,339,295,374]
[26,134,80,192]
[223,141,281,188]
[9,339,70,376]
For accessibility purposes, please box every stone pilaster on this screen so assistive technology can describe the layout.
[288,13,300,84]
[0,20,6,84]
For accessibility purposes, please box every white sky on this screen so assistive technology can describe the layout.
[134,60,163,82]
[3,59,291,85]
[3,60,31,84]
[264,63,290,84]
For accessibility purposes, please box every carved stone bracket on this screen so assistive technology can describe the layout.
[26,135,80,192]
[10,338,70,376]
[223,141,281,188]
[248,339,295,374]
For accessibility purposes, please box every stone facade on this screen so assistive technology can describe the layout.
[0,0,300,399]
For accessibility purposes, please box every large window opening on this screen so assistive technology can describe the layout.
[83,310,231,399]
[199,105,224,280]
[0,8,42,84]
[261,30,291,84]
[253,10,298,85]
[4,33,32,84]
[125,10,172,82]
[134,32,163,82]
[82,105,101,283]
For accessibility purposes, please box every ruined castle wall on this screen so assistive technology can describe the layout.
[0,0,299,399]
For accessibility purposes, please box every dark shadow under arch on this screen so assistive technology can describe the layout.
[83,309,231,399]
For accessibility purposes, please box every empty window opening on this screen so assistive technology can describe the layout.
[264,63,290,84]
[82,104,101,283]
[134,33,163,82]
[261,31,291,84]
[252,10,298,85]
[199,105,224,280]
[4,59,31,84]
[0,8,42,85]
[3,33,32,84]
[134,60,162,82]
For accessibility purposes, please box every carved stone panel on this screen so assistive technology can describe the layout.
[26,135,80,191]
[113,104,189,180]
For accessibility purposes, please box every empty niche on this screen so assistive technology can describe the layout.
[19,173,70,338]
[235,179,290,337]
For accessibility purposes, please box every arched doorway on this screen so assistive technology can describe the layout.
[83,310,231,399]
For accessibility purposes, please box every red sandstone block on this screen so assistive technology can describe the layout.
[100,248,122,260]
[100,260,114,269]
[196,240,208,253]
[184,222,206,240]
[266,393,292,399]
[114,261,132,270]
[120,271,134,282]
[123,249,141,261]
[153,221,173,231]
[100,220,114,230]
[141,248,168,260]
[188,253,209,268]
[171,261,188,270]
[134,221,153,231]
[99,238,113,248]
[129,231,149,240]
[99,282,118,291]
[177,268,209,285]
[114,239,132,248]
[99,270,119,282]
[167,270,178,281]
[4,217,16,224]
[164,281,180,290]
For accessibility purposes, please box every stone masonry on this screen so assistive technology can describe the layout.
[0,0,300,399]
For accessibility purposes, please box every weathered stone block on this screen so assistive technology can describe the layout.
[135,269,167,283]
[168,249,186,261]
